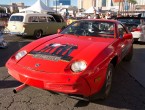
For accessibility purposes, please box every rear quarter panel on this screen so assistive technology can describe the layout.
[24,22,66,36]
[46,22,66,34]
[24,22,48,36]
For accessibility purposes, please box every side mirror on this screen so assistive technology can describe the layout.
[123,33,133,39]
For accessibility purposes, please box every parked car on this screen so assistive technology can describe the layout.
[0,26,7,48]
[6,19,133,100]
[117,16,145,43]
[5,13,66,39]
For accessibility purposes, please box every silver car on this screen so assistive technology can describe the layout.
[0,27,7,48]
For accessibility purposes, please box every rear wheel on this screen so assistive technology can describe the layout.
[33,30,42,39]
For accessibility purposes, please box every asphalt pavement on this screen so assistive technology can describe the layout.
[121,44,145,88]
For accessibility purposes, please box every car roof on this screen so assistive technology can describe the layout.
[78,19,119,23]
[10,12,53,17]
[117,17,142,19]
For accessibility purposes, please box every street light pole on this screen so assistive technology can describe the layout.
[56,0,57,13]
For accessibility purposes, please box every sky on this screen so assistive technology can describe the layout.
[0,0,77,6]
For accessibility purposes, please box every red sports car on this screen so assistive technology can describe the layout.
[6,19,133,100]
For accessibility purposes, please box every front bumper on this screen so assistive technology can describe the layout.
[11,32,27,36]
[4,31,27,36]
[6,61,91,97]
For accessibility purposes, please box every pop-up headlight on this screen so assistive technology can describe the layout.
[15,50,27,61]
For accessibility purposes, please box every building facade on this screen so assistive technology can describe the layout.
[0,2,26,13]
[137,0,145,5]
[54,0,71,5]
[78,0,93,10]
[78,0,115,11]
[78,0,145,11]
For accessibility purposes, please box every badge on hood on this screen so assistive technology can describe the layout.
[30,43,78,62]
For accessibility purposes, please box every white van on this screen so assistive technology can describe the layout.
[5,13,66,39]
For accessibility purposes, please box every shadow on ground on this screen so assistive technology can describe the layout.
[0,41,30,67]
[0,80,22,89]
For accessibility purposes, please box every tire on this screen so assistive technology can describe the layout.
[101,63,114,99]
[33,30,42,39]
[88,63,114,101]
[123,45,133,62]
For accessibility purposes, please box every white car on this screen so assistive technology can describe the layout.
[117,17,145,43]
[131,24,145,42]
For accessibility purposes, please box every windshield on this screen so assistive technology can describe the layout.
[9,16,24,22]
[61,20,115,38]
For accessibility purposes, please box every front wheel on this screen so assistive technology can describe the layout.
[101,63,114,99]
[88,63,114,101]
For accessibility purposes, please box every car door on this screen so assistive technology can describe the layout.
[117,23,132,60]
[47,16,58,34]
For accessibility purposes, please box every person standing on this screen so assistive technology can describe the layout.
[65,9,69,20]
[93,9,100,19]
[105,12,111,19]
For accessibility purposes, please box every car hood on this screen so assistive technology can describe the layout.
[18,34,116,73]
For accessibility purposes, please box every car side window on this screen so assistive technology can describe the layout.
[49,14,64,22]
[53,15,61,22]
[118,24,127,38]
[28,16,39,22]
[39,16,47,22]
[47,17,56,22]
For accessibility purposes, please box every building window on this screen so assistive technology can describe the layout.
[53,0,71,6]
[102,0,106,7]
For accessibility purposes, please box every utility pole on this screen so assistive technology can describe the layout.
[56,0,57,13]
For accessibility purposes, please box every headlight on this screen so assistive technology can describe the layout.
[15,50,27,60]
[71,61,87,73]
